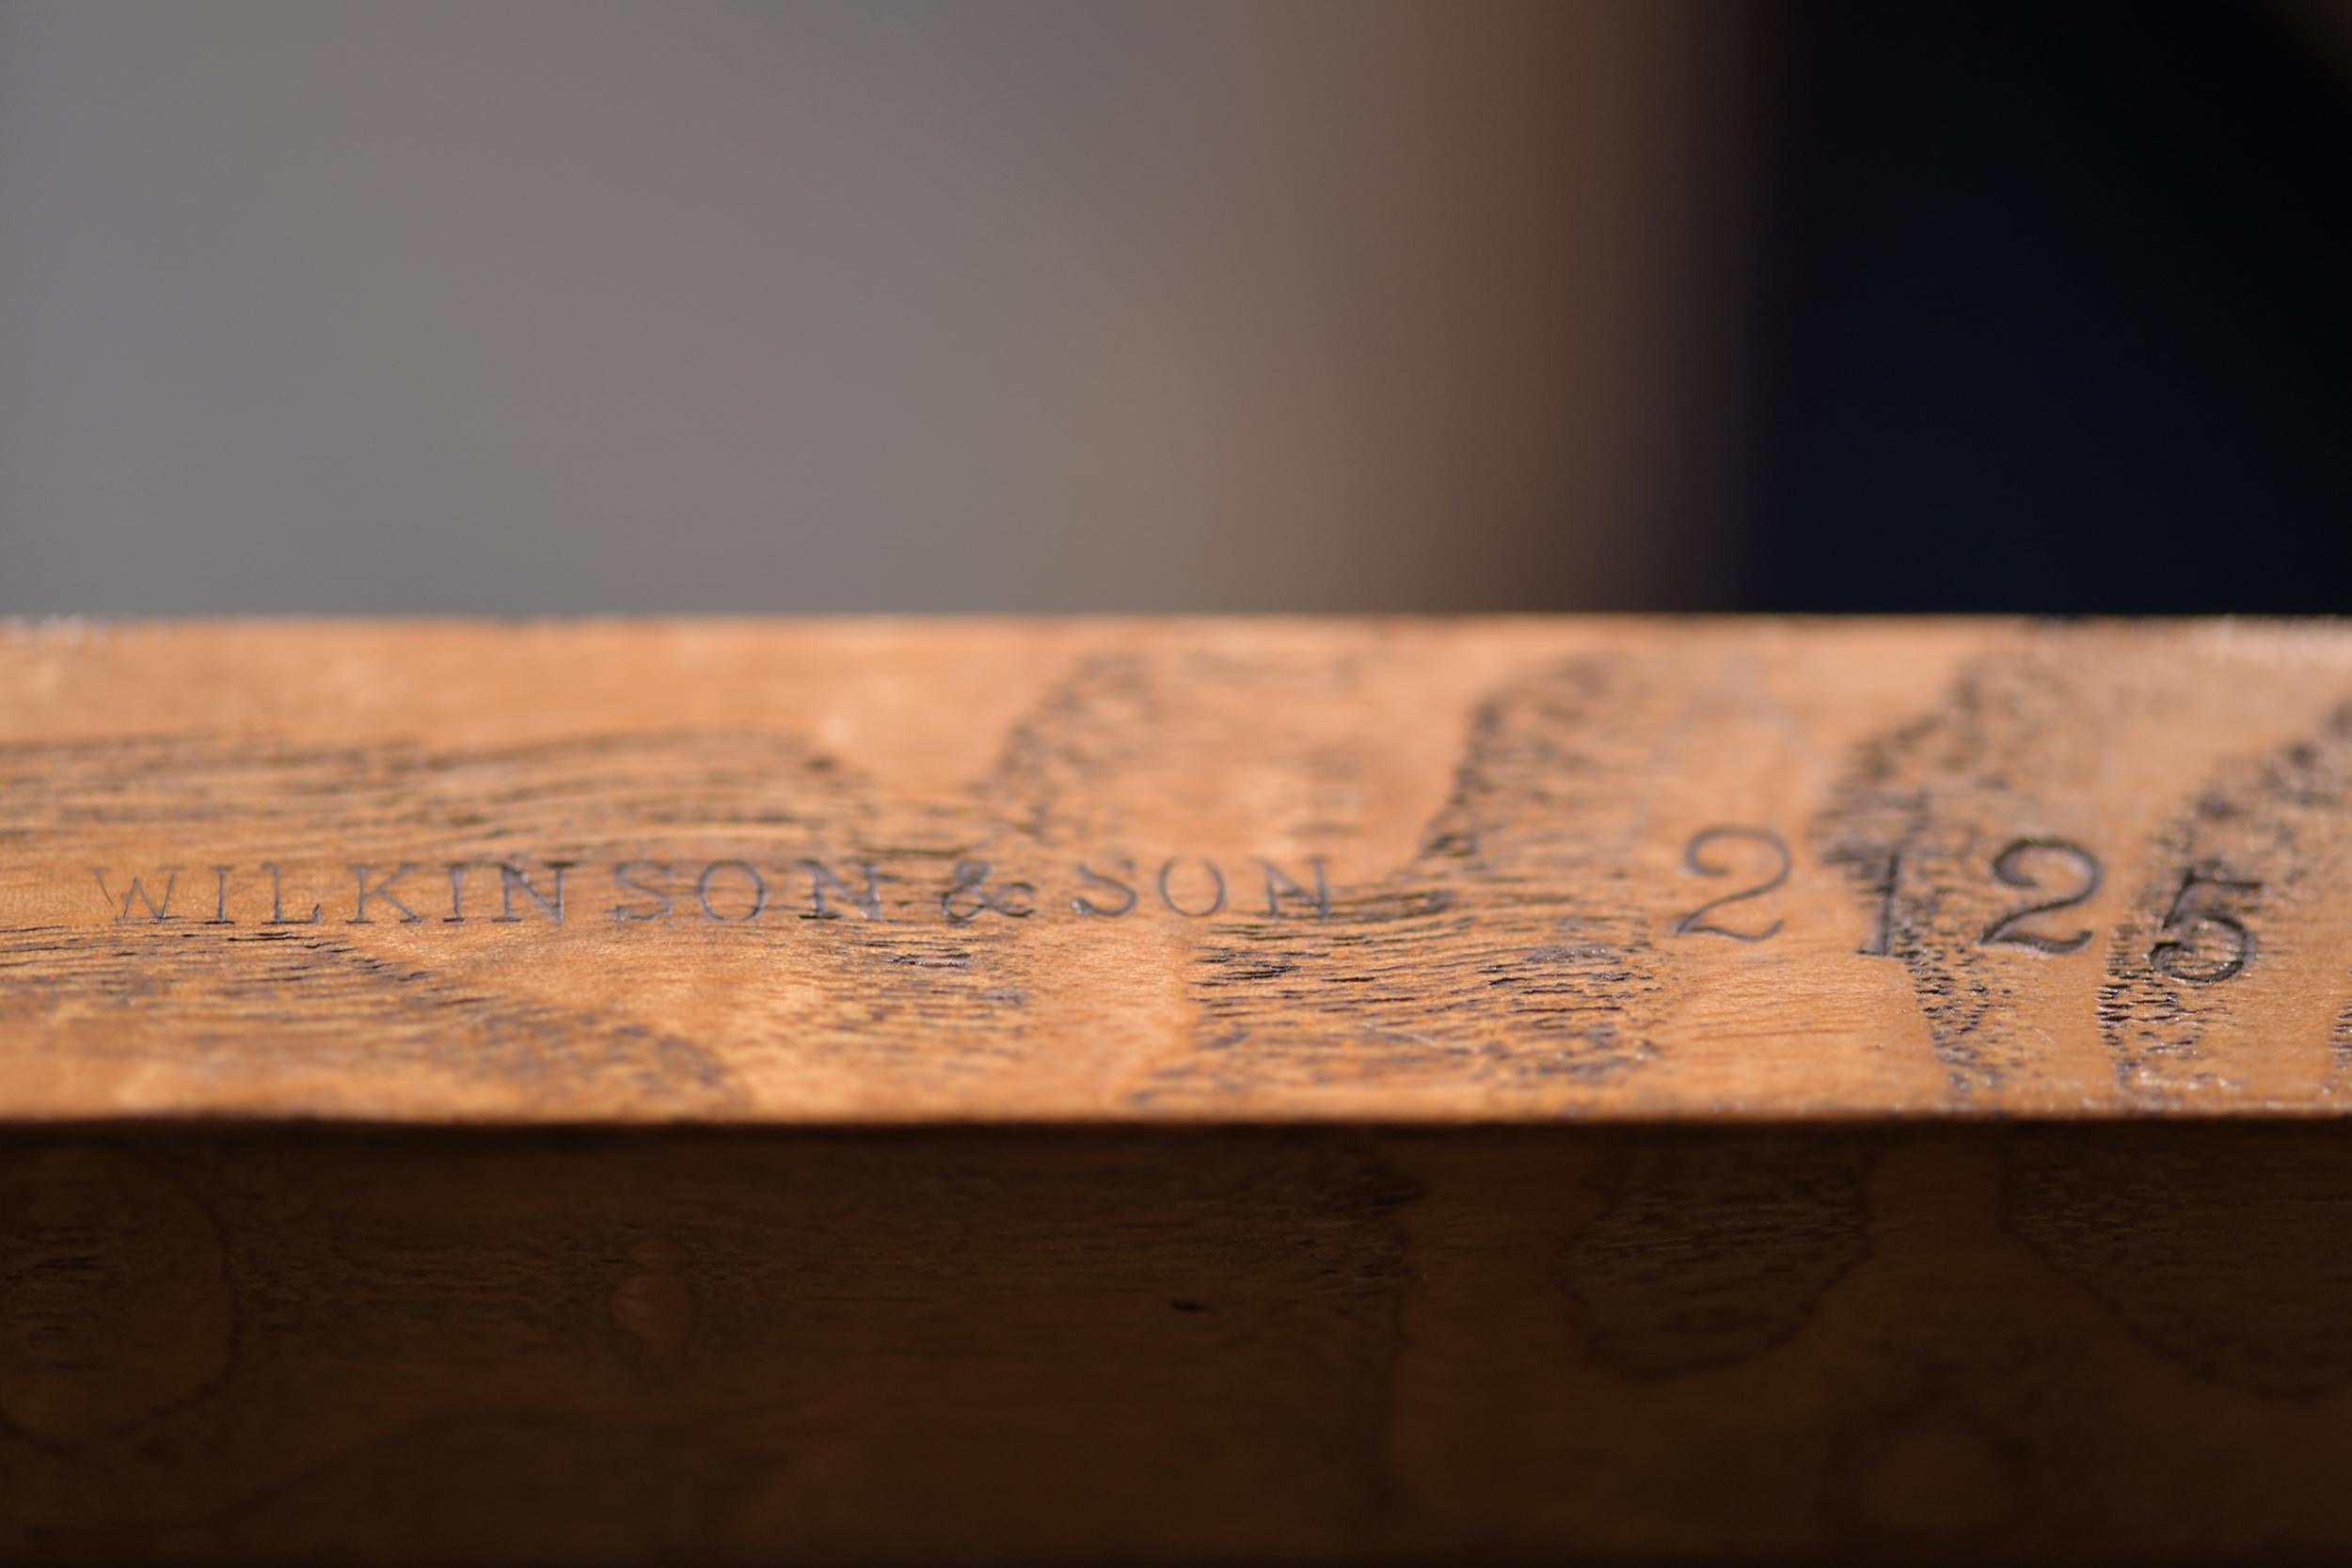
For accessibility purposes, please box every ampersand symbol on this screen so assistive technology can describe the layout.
[942,861,1035,922]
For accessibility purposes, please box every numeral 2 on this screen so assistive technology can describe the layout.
[1979,839,2102,955]
[1673,827,1788,942]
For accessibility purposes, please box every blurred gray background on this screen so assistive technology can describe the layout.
[0,1,1762,612]
[10,3,2348,615]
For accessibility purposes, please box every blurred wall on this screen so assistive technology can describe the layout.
[0,1,1764,613]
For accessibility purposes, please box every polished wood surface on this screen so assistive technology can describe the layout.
[10,619,2352,1561]
[11,1124,2352,1562]
[5,617,2352,1122]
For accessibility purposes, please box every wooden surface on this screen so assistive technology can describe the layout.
[13,618,2352,1561]
[13,1123,2352,1562]
[8,616,2352,1123]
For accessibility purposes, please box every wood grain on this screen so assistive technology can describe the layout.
[11,1125,2352,1561]
[12,619,2352,1560]
[7,617,2352,1122]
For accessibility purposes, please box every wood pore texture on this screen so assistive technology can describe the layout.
[9,618,2352,1561]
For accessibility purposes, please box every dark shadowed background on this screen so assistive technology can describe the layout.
[3,1,2346,615]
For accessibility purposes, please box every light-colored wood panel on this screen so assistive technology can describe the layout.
[6,618,2351,1122]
